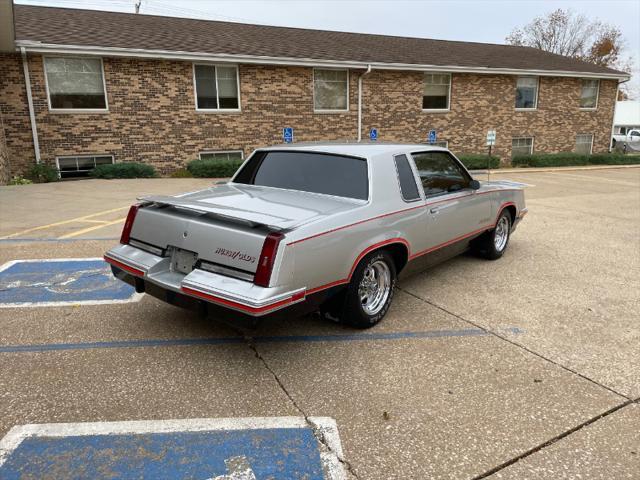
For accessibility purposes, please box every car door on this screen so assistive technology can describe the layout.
[410,151,492,254]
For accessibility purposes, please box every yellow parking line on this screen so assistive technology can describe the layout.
[81,219,111,224]
[0,206,130,239]
[58,217,126,239]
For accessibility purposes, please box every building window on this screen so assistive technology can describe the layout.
[194,64,240,110]
[314,69,349,111]
[199,150,244,162]
[515,76,538,109]
[512,137,534,157]
[44,57,107,110]
[576,134,594,154]
[423,73,451,110]
[56,155,114,178]
[580,79,599,109]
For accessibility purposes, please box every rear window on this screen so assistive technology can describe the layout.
[233,151,369,200]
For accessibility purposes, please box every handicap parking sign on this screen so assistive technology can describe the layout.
[0,258,140,307]
[0,417,345,479]
[283,127,294,143]
[428,129,437,144]
[370,128,378,141]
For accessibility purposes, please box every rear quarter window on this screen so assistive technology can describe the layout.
[394,154,421,201]
[234,151,369,200]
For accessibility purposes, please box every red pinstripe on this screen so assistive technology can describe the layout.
[288,189,519,246]
[305,201,518,295]
[181,286,297,314]
[104,255,145,277]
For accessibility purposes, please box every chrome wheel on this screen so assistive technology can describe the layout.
[494,215,510,252]
[358,260,391,316]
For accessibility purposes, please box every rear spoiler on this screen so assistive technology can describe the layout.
[138,195,293,231]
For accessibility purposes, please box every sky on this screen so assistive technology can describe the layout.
[16,0,640,94]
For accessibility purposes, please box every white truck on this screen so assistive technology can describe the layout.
[612,129,640,148]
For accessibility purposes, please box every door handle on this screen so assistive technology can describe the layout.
[429,203,454,214]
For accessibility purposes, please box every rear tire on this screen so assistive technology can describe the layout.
[471,210,512,260]
[322,250,396,328]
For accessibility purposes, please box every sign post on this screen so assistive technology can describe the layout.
[486,130,496,180]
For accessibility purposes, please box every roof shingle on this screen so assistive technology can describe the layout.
[13,4,627,77]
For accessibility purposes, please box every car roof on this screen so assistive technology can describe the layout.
[258,142,449,157]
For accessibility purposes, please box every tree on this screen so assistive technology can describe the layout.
[506,9,628,68]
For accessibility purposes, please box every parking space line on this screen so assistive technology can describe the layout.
[0,206,130,239]
[0,327,523,353]
[0,237,119,243]
[58,217,126,239]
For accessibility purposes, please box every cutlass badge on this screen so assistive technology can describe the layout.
[214,247,256,264]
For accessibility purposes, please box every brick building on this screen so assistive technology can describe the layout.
[0,3,629,179]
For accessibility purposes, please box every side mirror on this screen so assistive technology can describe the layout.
[215,180,228,185]
[470,179,481,190]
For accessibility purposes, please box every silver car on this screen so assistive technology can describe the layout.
[105,143,527,328]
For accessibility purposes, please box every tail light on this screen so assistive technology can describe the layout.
[254,232,284,287]
[120,204,141,245]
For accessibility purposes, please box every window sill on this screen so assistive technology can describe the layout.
[196,109,242,114]
[514,108,537,112]
[48,109,109,114]
[313,109,350,114]
[422,109,450,113]
[579,107,598,111]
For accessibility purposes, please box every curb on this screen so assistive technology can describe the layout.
[470,164,640,174]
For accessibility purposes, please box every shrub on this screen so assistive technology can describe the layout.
[170,168,193,178]
[8,175,33,185]
[91,162,157,179]
[186,159,243,178]
[26,163,59,183]
[511,152,639,168]
[457,154,501,170]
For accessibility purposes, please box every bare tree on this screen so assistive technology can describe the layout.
[507,9,635,98]
[507,9,629,68]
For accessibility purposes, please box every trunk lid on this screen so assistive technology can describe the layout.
[130,184,363,274]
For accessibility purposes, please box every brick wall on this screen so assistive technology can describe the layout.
[0,53,617,175]
[363,70,616,159]
[0,111,9,184]
[0,53,34,176]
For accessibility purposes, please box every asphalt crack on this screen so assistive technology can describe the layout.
[472,398,639,479]
[398,286,631,401]
[233,328,361,480]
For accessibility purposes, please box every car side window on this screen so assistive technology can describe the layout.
[394,154,421,201]
[411,151,471,197]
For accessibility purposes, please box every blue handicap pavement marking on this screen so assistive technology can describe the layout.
[0,417,345,479]
[0,258,140,307]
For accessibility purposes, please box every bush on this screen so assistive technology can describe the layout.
[511,152,639,168]
[26,163,59,183]
[457,154,501,170]
[8,175,33,185]
[170,168,193,178]
[91,162,157,179]
[186,159,243,178]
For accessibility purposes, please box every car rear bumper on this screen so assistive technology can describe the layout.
[104,244,306,316]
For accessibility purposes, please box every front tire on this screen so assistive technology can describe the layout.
[471,210,512,260]
[334,250,397,328]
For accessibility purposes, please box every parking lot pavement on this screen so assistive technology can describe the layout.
[0,178,213,239]
[0,167,638,479]
[493,402,639,479]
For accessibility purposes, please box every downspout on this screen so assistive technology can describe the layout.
[609,78,629,151]
[20,47,41,164]
[357,64,372,142]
